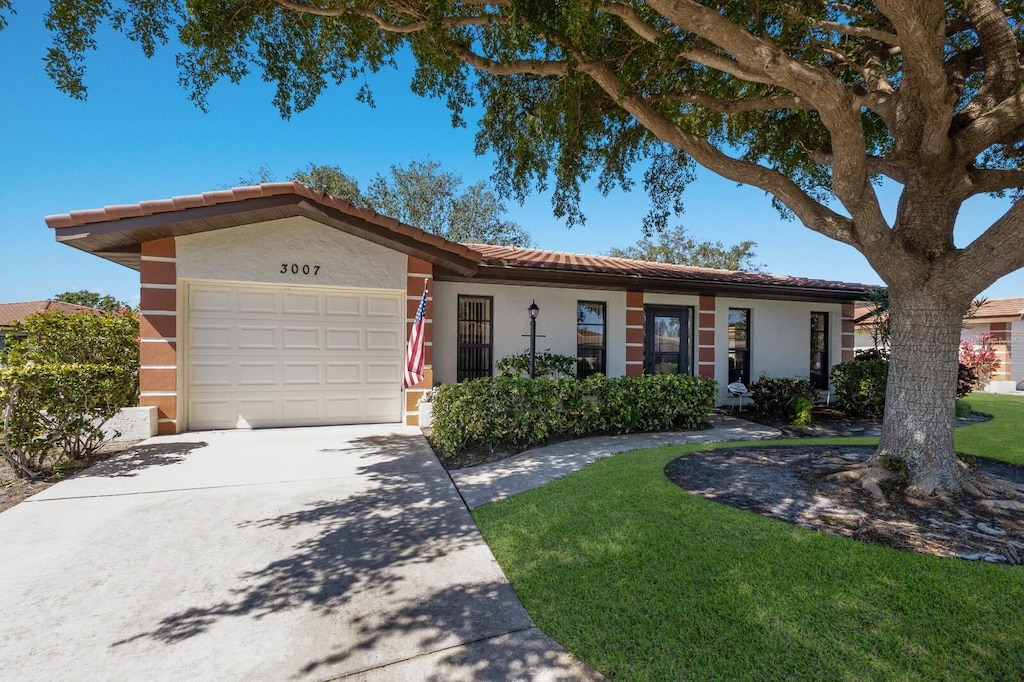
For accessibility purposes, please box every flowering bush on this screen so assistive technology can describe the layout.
[959,333,1000,388]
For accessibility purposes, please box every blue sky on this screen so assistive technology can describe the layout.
[3,5,1022,306]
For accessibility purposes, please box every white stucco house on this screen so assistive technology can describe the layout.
[47,183,871,434]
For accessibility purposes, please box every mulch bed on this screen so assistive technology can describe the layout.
[0,442,139,514]
[666,444,1024,564]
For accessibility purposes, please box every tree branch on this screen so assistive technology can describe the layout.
[956,89,1024,159]
[810,19,900,46]
[269,0,492,33]
[957,0,1023,123]
[966,168,1024,196]
[957,198,1024,293]
[453,44,567,77]
[566,52,856,245]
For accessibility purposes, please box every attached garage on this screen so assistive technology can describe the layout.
[185,281,405,430]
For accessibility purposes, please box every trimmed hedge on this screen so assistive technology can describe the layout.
[830,359,889,417]
[748,376,816,424]
[429,373,718,459]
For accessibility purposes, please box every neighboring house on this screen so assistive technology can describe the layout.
[962,297,1024,392]
[854,297,1024,393]
[46,183,872,434]
[0,299,97,353]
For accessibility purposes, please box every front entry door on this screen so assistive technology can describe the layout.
[645,306,693,375]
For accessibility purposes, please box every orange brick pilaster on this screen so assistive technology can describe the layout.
[625,291,645,376]
[139,238,178,435]
[841,303,856,363]
[697,295,716,379]
[404,256,434,426]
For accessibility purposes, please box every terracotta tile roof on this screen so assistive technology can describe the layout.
[0,300,98,327]
[968,297,1024,320]
[46,182,481,274]
[46,183,874,301]
[465,244,876,297]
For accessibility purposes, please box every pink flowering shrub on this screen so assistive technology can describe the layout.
[959,333,1000,388]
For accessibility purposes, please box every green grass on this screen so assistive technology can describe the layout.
[473,398,1024,680]
[957,392,1024,465]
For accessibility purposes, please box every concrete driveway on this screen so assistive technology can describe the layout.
[0,425,599,681]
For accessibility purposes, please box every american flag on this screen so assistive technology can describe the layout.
[403,280,429,390]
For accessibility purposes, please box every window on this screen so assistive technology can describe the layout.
[457,295,493,381]
[728,308,750,384]
[644,306,693,375]
[810,311,829,390]
[577,301,606,378]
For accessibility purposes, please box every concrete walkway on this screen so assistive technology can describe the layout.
[0,424,602,681]
[450,414,782,510]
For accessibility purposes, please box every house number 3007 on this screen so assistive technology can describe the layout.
[280,264,321,275]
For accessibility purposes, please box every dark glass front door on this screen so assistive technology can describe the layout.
[645,306,693,375]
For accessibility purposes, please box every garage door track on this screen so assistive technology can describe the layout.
[0,425,599,681]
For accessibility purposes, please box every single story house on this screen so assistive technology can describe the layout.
[855,297,1024,392]
[0,299,97,353]
[46,182,871,434]
[961,297,1024,392]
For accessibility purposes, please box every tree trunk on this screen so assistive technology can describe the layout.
[874,289,967,495]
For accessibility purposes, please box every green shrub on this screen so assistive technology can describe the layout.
[496,350,577,377]
[0,309,140,479]
[830,359,889,417]
[429,373,717,459]
[1,363,137,478]
[748,375,816,422]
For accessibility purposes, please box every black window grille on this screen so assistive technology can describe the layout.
[728,308,751,384]
[810,311,829,390]
[457,295,493,381]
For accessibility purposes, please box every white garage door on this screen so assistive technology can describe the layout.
[186,282,405,430]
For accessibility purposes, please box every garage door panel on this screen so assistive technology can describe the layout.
[237,362,277,386]
[191,288,232,313]
[367,295,402,317]
[366,362,401,384]
[188,282,404,429]
[326,294,361,316]
[283,292,321,315]
[237,290,277,314]
[192,325,233,350]
[326,362,361,384]
[326,328,361,350]
[282,327,321,350]
[237,326,279,350]
[366,328,401,351]
[191,362,233,387]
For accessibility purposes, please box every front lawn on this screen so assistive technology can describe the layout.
[957,392,1024,465]
[473,396,1024,680]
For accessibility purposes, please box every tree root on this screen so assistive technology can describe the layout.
[821,458,1024,509]
[823,462,890,500]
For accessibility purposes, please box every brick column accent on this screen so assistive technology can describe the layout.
[625,291,645,376]
[139,238,178,435]
[841,303,856,363]
[697,295,716,379]
[404,256,434,426]
[989,322,1012,381]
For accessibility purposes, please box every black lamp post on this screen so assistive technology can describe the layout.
[528,300,540,378]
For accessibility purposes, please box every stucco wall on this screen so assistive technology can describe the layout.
[176,217,407,291]
[1014,321,1024,386]
[432,282,627,384]
[713,298,844,389]
[432,282,847,393]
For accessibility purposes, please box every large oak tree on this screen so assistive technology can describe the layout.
[20,1,1024,496]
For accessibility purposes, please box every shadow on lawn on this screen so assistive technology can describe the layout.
[110,433,558,678]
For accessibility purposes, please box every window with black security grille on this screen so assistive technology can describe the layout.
[810,311,829,390]
[728,308,751,384]
[457,295,493,381]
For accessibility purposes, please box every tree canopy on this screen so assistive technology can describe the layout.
[239,160,532,246]
[608,225,763,271]
[20,1,1024,494]
[54,290,133,313]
